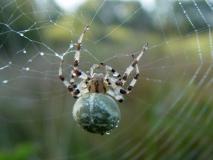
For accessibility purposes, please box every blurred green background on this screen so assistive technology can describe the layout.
[0,0,212,159]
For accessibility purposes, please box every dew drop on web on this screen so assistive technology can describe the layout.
[105,132,111,135]
[19,33,24,37]
[22,67,30,71]
[28,59,32,63]
[2,80,8,84]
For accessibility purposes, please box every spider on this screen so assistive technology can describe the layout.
[58,25,148,134]
[58,25,148,102]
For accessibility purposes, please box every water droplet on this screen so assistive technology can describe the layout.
[105,132,111,135]
[69,44,74,48]
[23,67,30,71]
[23,29,29,33]
[2,80,8,84]
[85,26,90,31]
[28,59,32,63]
[40,52,44,56]
[19,33,24,37]
[23,49,26,54]
[8,61,12,65]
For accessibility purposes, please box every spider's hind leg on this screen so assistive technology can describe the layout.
[107,89,124,103]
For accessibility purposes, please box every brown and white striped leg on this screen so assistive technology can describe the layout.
[71,67,88,82]
[69,69,89,98]
[59,59,80,97]
[107,88,124,103]
[126,64,139,93]
[121,43,148,85]
[70,25,90,86]
[73,25,89,70]
[106,77,126,102]
[100,63,121,78]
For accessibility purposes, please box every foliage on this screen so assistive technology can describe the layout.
[0,143,37,160]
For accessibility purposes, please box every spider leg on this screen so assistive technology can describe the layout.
[100,63,121,78]
[107,88,124,103]
[59,59,79,97]
[112,60,140,95]
[89,63,120,78]
[73,25,89,70]
[105,77,126,102]
[121,43,148,85]
[70,66,88,82]
[70,25,90,84]
[126,64,139,92]
[107,43,148,99]
[59,58,89,98]
[99,64,124,102]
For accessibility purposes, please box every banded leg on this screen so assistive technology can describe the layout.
[121,43,148,85]
[73,25,89,70]
[70,68,89,98]
[106,77,126,102]
[106,64,139,102]
[100,63,121,78]
[126,64,139,92]
[89,63,121,77]
[70,67,88,82]
[107,88,124,103]
[59,59,79,97]
[70,25,90,91]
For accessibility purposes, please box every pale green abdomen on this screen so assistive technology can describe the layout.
[73,93,121,135]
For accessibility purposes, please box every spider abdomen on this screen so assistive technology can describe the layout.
[72,93,120,135]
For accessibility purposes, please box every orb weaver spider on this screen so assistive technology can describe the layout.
[58,25,148,135]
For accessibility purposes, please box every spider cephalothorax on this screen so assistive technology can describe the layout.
[58,25,148,134]
[87,73,108,93]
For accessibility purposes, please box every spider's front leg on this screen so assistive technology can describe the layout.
[71,25,90,79]
[65,25,90,97]
[118,43,148,93]
[106,43,148,102]
[73,25,89,71]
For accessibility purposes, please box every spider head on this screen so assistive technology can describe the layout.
[87,73,107,93]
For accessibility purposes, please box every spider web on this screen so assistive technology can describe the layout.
[0,0,213,159]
